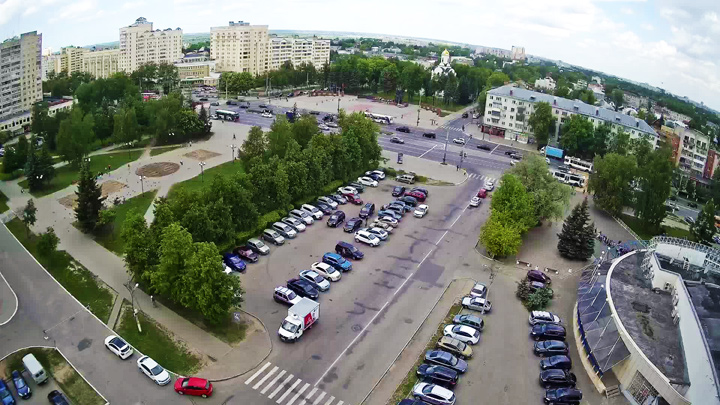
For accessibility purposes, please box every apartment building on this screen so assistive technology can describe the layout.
[534,77,555,92]
[41,53,61,81]
[82,48,120,79]
[482,85,657,145]
[59,46,89,74]
[312,39,330,67]
[211,21,269,75]
[175,60,216,80]
[119,17,183,73]
[267,37,330,70]
[0,31,42,131]
[0,98,74,134]
[676,127,710,180]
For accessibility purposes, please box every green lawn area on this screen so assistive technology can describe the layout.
[157,297,247,345]
[94,191,157,255]
[116,300,202,375]
[6,218,115,323]
[619,213,692,241]
[150,145,183,157]
[168,160,244,196]
[0,189,8,213]
[19,150,144,197]
[111,136,152,150]
[3,348,104,405]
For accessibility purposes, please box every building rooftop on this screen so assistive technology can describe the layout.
[610,252,689,384]
[488,85,657,136]
[684,281,720,385]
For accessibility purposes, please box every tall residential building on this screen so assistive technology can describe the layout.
[82,49,120,79]
[41,53,61,80]
[268,37,330,71]
[119,17,183,73]
[59,46,89,74]
[312,39,330,67]
[0,31,42,124]
[211,21,269,75]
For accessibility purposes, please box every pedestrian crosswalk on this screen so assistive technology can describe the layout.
[467,173,496,183]
[244,362,344,405]
[439,124,465,132]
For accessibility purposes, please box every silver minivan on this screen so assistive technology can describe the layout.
[290,209,314,225]
[272,222,297,239]
[262,229,285,245]
[22,354,48,385]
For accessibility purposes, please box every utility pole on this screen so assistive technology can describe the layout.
[225,75,228,100]
[442,130,449,165]
[337,97,340,114]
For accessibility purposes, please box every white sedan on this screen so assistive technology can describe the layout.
[461,295,492,312]
[365,170,386,180]
[137,356,171,385]
[414,204,428,218]
[357,176,379,187]
[311,262,341,281]
[355,230,381,247]
[261,112,273,118]
[443,324,480,345]
[360,227,388,240]
[453,138,466,145]
[104,335,133,359]
[318,196,339,209]
[370,221,394,233]
[469,197,481,207]
[338,186,359,195]
[484,181,495,191]
[318,124,330,131]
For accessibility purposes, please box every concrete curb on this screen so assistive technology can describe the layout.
[0,270,19,326]
[454,169,469,186]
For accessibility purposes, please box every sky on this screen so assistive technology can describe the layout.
[1,0,719,111]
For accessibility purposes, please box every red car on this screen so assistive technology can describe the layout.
[233,245,259,263]
[343,193,363,205]
[477,189,487,198]
[404,190,426,202]
[174,377,213,398]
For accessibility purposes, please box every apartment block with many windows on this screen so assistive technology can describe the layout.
[0,31,42,129]
[59,46,89,74]
[82,48,120,79]
[211,21,269,75]
[119,17,183,73]
[268,37,330,71]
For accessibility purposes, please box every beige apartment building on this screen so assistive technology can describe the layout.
[59,46,89,74]
[119,17,183,73]
[0,31,42,127]
[267,36,331,71]
[82,49,120,79]
[211,21,269,75]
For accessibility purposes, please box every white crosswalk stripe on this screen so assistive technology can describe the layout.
[312,392,326,405]
[298,387,318,405]
[253,366,279,390]
[324,396,335,405]
[467,173,496,183]
[286,382,310,405]
[269,374,294,399]
[261,370,286,394]
[244,362,344,405]
[246,362,272,385]
[277,379,301,403]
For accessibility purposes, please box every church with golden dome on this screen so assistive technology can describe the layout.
[431,49,456,78]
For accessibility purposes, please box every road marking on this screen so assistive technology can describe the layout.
[253,365,278,390]
[419,145,437,158]
[261,370,286,394]
[286,382,310,405]
[277,379,302,404]
[298,387,318,405]
[489,144,500,155]
[312,392,326,405]
[324,396,336,405]
[336,401,344,405]
[269,374,295,399]
[245,362,272,385]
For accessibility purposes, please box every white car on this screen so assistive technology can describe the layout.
[529,311,561,326]
[365,170,386,180]
[261,112,273,118]
[510,160,518,166]
[311,262,341,281]
[326,122,339,128]
[355,230,381,247]
[338,186,358,195]
[318,196,339,209]
[282,216,306,232]
[318,124,330,131]
[461,295,492,312]
[453,138,466,145]
[378,216,399,227]
[414,204,428,218]
[370,221,394,233]
[137,356,171,385]
[412,383,456,405]
[357,176,379,187]
[484,181,495,191]
[301,204,324,220]
[360,227,388,240]
[443,324,480,345]
[469,197,481,207]
[289,209,314,225]
[104,335,133,359]
[299,270,331,292]
[469,282,488,298]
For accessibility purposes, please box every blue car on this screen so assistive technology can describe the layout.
[0,379,15,405]
[322,252,353,272]
[222,253,246,272]
[10,371,29,399]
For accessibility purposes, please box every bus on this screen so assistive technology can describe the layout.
[364,112,393,125]
[553,171,585,187]
[216,110,239,121]
[564,156,593,172]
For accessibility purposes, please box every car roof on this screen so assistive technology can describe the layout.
[313,262,331,269]
[532,311,553,318]
[324,252,341,259]
[274,286,293,294]
[186,377,207,387]
[454,325,477,334]
[543,324,565,331]
[248,238,261,243]
[542,369,567,377]
[140,356,159,368]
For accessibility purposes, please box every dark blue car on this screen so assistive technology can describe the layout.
[344,217,363,233]
[223,253,246,272]
[322,252,353,272]
[10,371,29,399]
[0,379,15,405]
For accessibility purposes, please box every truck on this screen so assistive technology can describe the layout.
[278,298,319,342]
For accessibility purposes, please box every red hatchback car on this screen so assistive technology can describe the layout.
[343,193,364,205]
[404,191,426,202]
[477,189,487,198]
[174,377,213,398]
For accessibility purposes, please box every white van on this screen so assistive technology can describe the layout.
[22,354,49,384]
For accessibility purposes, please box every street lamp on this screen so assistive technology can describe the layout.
[124,142,133,160]
[126,282,142,332]
[442,130,449,165]
[230,144,237,162]
[138,175,146,193]
[199,161,206,182]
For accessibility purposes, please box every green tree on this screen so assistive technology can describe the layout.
[559,115,595,159]
[611,89,624,108]
[240,126,267,166]
[56,108,95,166]
[113,106,140,144]
[381,64,399,93]
[685,179,696,199]
[635,147,674,233]
[591,123,611,157]
[555,86,570,98]
[557,198,596,260]
[74,162,105,233]
[487,72,510,87]
[510,155,572,223]
[476,91,487,114]
[121,210,151,280]
[25,142,55,192]
[31,102,50,142]
[150,222,194,300]
[157,62,180,95]
[37,227,60,257]
[711,170,720,203]
[490,173,536,231]
[479,212,523,258]
[267,116,294,158]
[608,129,631,155]
[22,199,37,234]
[291,115,319,149]
[691,200,717,245]
[528,101,554,147]
[525,288,554,311]
[630,134,654,169]
[14,135,29,171]
[588,153,637,216]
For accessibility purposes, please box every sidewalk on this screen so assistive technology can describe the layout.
[465,123,538,153]
[380,150,467,185]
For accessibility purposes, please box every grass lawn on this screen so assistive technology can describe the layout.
[619,213,692,241]
[116,300,202,375]
[6,218,115,323]
[168,160,244,196]
[3,348,104,405]
[0,189,8,213]
[157,297,247,345]
[390,303,462,404]
[111,136,152,150]
[19,150,144,197]
[94,191,157,255]
[150,145,183,157]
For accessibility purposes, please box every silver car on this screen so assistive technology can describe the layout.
[299,270,331,291]
[272,222,297,239]
[412,382,456,405]
[290,209,314,225]
[282,216,306,232]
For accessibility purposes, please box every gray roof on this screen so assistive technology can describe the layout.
[488,85,657,136]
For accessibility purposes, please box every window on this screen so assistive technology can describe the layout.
[511,108,515,112]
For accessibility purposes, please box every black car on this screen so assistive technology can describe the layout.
[423,132,436,138]
[540,355,572,370]
[387,202,412,213]
[544,388,582,404]
[330,194,348,204]
[416,364,458,388]
[688,201,698,208]
[286,278,319,300]
[534,340,569,356]
[398,195,418,207]
[531,324,566,341]
[390,136,405,144]
[344,217,363,233]
[259,104,268,108]
[323,114,334,122]
[315,202,334,214]
[477,144,491,151]
[424,350,468,374]
[392,186,406,197]
[539,369,576,388]
[462,112,469,118]
[359,203,375,219]
[396,126,411,133]
[335,241,364,259]
[349,182,365,193]
[327,211,346,227]
[310,111,320,115]
[411,187,429,197]
[368,172,382,181]
[48,390,70,405]
[199,97,208,101]
[398,400,430,405]
[239,104,249,109]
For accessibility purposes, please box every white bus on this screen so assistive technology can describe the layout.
[364,112,393,125]
[564,156,593,172]
[553,171,585,187]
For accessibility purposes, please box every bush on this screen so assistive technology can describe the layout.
[524,287,553,311]
[516,278,533,301]
[322,180,344,195]
[257,210,282,232]
[383,167,398,177]
[37,227,60,256]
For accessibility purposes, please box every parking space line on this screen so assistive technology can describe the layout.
[324,396,335,405]
[489,144,500,155]
[261,370,286,394]
[245,362,272,385]
[298,387,318,405]
[312,391,326,405]
[253,365,279,390]
[269,374,295,399]
[277,379,302,404]
[419,145,436,158]
[286,382,310,405]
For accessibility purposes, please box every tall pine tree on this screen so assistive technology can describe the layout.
[691,200,716,246]
[557,198,596,260]
[75,162,105,233]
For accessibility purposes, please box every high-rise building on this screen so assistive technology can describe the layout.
[41,53,61,81]
[268,37,330,71]
[0,31,42,124]
[59,46,89,74]
[211,21,269,75]
[82,49,120,79]
[119,17,183,73]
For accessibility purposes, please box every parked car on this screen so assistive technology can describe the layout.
[335,241,364,259]
[344,193,363,205]
[378,209,402,221]
[390,136,405,144]
[365,170,386,180]
[223,253,247,272]
[397,126,411,133]
[469,282,488,298]
[540,355,572,371]
[477,188,487,198]
[398,195,418,207]
[386,201,412,213]
[286,278,319,300]
[10,371,30,399]
[359,203,375,219]
[322,252,353,272]
[104,335,134,359]
[354,230,381,247]
[262,229,285,246]
[273,286,302,306]
[314,202,333,215]
[357,177,378,187]
[344,217,363,233]
[327,211,346,227]
[361,227,388,241]
[539,369,577,388]
[0,379,14,405]
[685,216,695,224]
[326,122,339,128]
[529,311,561,326]
[392,186,406,197]
[290,209,314,225]
[310,262,342,281]
[484,181,495,191]
[461,295,492,312]
[299,270,331,292]
[527,270,552,284]
[411,187,429,197]
[261,112,273,118]
[404,190,426,202]
[348,182,366,193]
[281,216,306,233]
[370,220,394,233]
[416,364,458,388]
[367,172,382,182]
[231,245,258,263]
[301,204,324,220]
[47,390,69,405]
[318,196,339,209]
[436,335,473,359]
[688,201,699,208]
[378,216,399,227]
[246,238,270,255]
[424,350,467,374]
[443,324,480,345]
[469,197,481,207]
[330,194,348,205]
[453,314,484,331]
[338,186,359,195]
[137,356,172,385]
[412,383,456,405]
[318,124,330,131]
[534,340,569,357]
[531,324,567,341]
[477,144,491,151]
[543,388,583,404]
[174,377,213,398]
[462,112,469,118]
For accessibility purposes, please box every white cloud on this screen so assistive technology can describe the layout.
[23,6,39,16]
[122,1,143,9]
[49,0,99,23]
[621,7,634,14]
[641,23,654,30]
[0,0,26,25]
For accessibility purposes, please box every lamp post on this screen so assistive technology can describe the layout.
[124,142,133,160]
[199,161,206,182]
[126,282,142,333]
[442,130,449,165]
[230,144,237,162]
[138,175,146,193]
